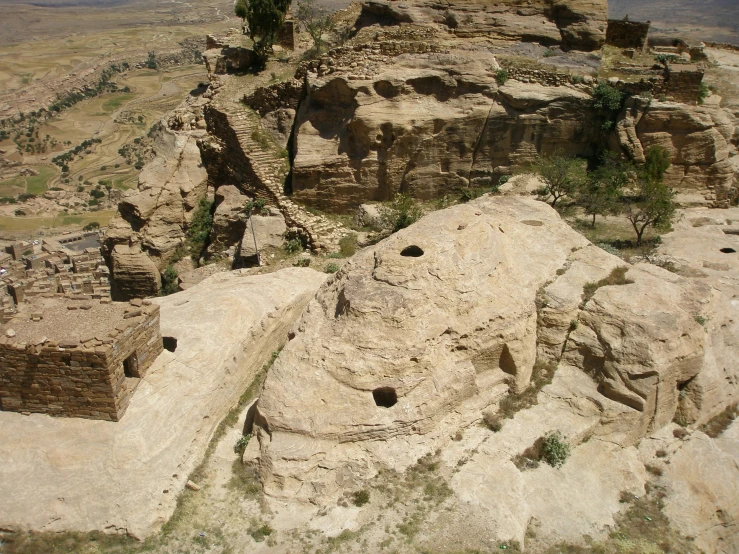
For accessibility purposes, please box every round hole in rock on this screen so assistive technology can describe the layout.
[163,336,178,352]
[400,245,424,257]
[373,387,398,408]
[720,247,736,254]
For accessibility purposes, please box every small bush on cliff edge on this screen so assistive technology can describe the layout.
[541,431,570,468]
[187,198,214,262]
[381,193,423,233]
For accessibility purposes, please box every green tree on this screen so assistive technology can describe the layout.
[160,265,179,296]
[235,0,248,30]
[576,151,630,227]
[643,144,671,182]
[245,0,292,64]
[531,154,588,208]
[625,147,676,245]
[296,0,334,50]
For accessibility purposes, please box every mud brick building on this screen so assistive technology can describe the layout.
[0,297,163,421]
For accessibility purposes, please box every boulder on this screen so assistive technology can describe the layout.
[110,244,161,301]
[255,196,738,505]
[240,212,288,263]
[207,185,248,255]
[105,125,208,263]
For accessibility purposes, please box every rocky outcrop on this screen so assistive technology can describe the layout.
[240,212,288,263]
[207,184,248,256]
[291,51,599,212]
[355,0,607,51]
[615,97,737,207]
[109,244,162,303]
[254,196,738,504]
[106,126,208,262]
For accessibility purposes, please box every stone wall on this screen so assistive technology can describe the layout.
[662,65,705,104]
[605,19,650,51]
[243,79,305,117]
[276,20,296,50]
[0,303,162,421]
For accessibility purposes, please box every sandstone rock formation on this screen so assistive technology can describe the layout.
[0,267,326,538]
[291,51,600,212]
[291,49,737,212]
[615,96,738,206]
[254,196,738,505]
[355,0,608,51]
[109,244,162,300]
[105,124,208,264]
[207,184,249,256]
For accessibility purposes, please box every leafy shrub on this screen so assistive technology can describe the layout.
[14,209,26,216]
[498,175,510,186]
[541,431,570,468]
[283,237,303,254]
[352,489,370,507]
[83,221,100,231]
[249,523,273,542]
[187,198,214,261]
[325,262,340,274]
[89,188,105,199]
[592,83,625,111]
[338,233,358,257]
[234,434,251,455]
[496,69,509,85]
[698,82,710,104]
[381,193,423,232]
[543,48,555,57]
[160,265,179,296]
[293,257,310,267]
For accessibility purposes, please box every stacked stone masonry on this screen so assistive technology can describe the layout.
[0,301,162,421]
[605,20,651,51]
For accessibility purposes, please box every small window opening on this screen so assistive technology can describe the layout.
[163,336,178,352]
[720,248,736,253]
[373,387,398,408]
[400,245,424,257]
[123,353,140,378]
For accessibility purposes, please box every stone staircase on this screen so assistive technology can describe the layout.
[216,99,346,252]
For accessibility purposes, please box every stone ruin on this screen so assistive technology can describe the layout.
[605,19,650,52]
[0,296,163,421]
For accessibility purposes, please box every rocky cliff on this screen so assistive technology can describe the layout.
[291,43,737,212]
[254,196,738,505]
[355,0,608,51]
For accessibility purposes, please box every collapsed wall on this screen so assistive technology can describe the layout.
[254,196,739,503]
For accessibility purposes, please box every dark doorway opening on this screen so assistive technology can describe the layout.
[373,387,398,408]
[720,248,736,253]
[123,353,140,378]
[163,336,178,353]
[400,245,424,257]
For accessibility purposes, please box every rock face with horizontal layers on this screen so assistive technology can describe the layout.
[292,51,599,212]
[255,196,738,504]
[615,97,738,206]
[355,0,607,51]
